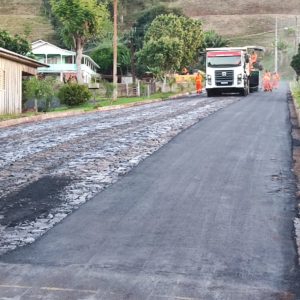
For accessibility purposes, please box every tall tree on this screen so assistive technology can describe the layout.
[133,5,183,51]
[91,44,131,76]
[123,5,183,83]
[50,0,110,83]
[291,44,300,76]
[138,14,203,75]
[201,30,229,50]
[138,36,184,75]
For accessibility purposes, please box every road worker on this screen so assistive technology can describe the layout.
[195,71,203,94]
[263,70,272,92]
[250,51,258,71]
[272,72,280,89]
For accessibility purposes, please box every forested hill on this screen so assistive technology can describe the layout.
[0,0,299,41]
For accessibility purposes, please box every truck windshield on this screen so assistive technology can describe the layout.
[207,56,241,67]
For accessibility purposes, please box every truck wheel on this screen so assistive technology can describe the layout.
[207,89,214,97]
[240,81,249,96]
[240,88,247,96]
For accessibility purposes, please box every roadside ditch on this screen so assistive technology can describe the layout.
[288,90,300,265]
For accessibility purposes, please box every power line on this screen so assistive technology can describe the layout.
[229,24,300,40]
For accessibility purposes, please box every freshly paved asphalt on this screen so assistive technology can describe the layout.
[0,85,299,299]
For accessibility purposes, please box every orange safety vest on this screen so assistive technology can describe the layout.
[195,74,202,83]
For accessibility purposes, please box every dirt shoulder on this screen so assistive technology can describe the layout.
[288,90,300,264]
[0,92,190,129]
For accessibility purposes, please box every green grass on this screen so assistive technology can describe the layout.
[96,92,176,107]
[59,92,177,112]
[0,92,180,122]
[0,112,40,121]
[291,81,300,107]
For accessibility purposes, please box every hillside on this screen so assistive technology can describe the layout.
[0,0,56,42]
[0,0,299,44]
[171,0,300,76]
[0,0,299,75]
[169,0,300,38]
[175,0,300,16]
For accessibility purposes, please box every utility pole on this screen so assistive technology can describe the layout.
[296,16,300,49]
[274,16,278,72]
[113,0,118,101]
[296,17,298,49]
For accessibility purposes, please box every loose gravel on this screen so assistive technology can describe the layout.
[0,96,238,255]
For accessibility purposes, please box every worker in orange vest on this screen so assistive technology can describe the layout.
[250,51,258,71]
[195,71,203,94]
[263,70,272,92]
[251,51,258,63]
[272,72,280,89]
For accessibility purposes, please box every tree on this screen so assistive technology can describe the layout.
[197,30,230,70]
[138,14,203,76]
[24,77,56,112]
[0,30,31,56]
[91,44,131,75]
[291,44,300,76]
[138,36,183,73]
[133,5,183,50]
[50,0,110,83]
[122,5,183,83]
[201,30,229,49]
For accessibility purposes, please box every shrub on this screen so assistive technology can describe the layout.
[100,80,115,99]
[23,76,57,112]
[291,45,300,76]
[58,83,92,106]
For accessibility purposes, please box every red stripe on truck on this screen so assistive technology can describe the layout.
[207,51,241,57]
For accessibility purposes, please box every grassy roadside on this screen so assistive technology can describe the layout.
[0,92,181,122]
[291,81,300,107]
[0,112,40,122]
[53,92,177,112]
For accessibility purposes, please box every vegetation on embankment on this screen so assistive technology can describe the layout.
[291,81,300,107]
[0,91,182,122]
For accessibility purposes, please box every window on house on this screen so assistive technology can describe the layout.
[47,57,59,64]
[0,70,5,90]
[66,56,73,64]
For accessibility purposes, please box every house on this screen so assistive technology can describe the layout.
[0,47,48,115]
[32,40,100,84]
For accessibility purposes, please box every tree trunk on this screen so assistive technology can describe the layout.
[34,99,38,112]
[162,76,167,93]
[75,38,84,84]
[130,45,136,85]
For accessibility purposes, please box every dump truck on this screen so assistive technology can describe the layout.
[205,46,264,97]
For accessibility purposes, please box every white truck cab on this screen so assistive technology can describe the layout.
[206,48,250,97]
[205,46,264,97]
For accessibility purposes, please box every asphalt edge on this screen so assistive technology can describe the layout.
[0,92,193,129]
[289,83,300,265]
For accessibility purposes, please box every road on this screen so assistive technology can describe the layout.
[0,96,236,254]
[0,85,299,299]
